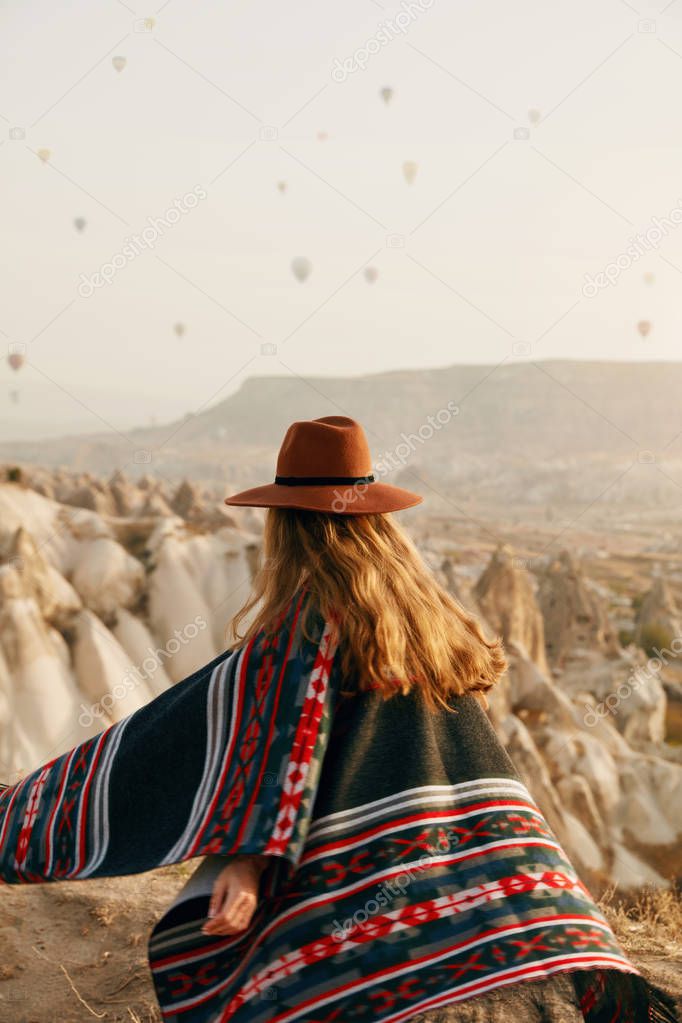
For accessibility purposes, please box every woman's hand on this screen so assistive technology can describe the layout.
[201,855,268,937]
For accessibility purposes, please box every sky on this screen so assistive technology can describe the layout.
[2,0,682,439]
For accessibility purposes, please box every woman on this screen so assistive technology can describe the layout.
[0,417,677,1023]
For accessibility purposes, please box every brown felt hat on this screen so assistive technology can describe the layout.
[224,416,423,515]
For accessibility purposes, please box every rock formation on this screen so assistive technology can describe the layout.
[635,575,682,648]
[0,476,259,783]
[464,544,682,890]
[474,545,548,674]
[537,550,620,666]
[438,556,462,601]
[171,479,202,520]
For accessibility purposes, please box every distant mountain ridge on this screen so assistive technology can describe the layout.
[3,360,682,507]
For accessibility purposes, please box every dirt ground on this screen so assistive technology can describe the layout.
[1,867,681,1023]
[0,864,192,1023]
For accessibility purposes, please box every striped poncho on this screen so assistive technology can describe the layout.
[0,588,677,1023]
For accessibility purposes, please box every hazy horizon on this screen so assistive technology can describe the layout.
[2,356,682,445]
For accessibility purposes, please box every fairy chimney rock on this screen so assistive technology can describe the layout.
[538,550,619,666]
[635,576,682,647]
[473,546,548,674]
[171,480,202,520]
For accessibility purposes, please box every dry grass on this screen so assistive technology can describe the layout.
[90,901,129,927]
[123,1005,161,1023]
[600,883,682,955]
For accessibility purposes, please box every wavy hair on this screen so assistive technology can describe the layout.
[229,509,506,710]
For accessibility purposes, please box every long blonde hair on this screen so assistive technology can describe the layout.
[229,509,506,710]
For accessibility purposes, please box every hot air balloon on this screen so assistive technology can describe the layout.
[173,322,186,338]
[637,320,651,338]
[37,148,51,163]
[112,56,127,72]
[380,87,393,105]
[402,161,418,185]
[74,217,86,233]
[291,257,312,283]
[8,352,24,372]
[364,266,379,284]
[277,181,287,193]
[643,272,655,285]
[528,108,541,124]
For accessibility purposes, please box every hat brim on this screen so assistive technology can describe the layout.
[224,481,423,515]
